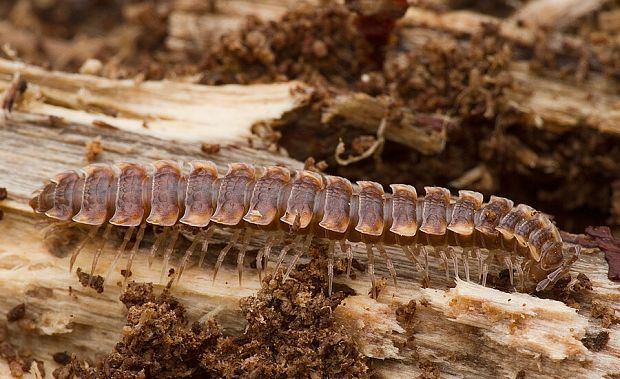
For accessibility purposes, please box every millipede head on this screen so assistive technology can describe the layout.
[30,182,55,214]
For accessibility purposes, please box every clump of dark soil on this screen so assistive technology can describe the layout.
[591,301,620,329]
[76,268,105,294]
[581,330,610,352]
[535,273,593,308]
[200,3,376,86]
[72,258,367,378]
[1,329,45,379]
[6,303,25,323]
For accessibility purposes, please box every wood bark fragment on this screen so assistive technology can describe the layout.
[0,60,619,379]
[322,93,451,155]
[399,8,620,136]
[509,0,607,30]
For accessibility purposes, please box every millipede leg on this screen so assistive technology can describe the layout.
[237,229,254,286]
[148,227,169,268]
[177,229,201,283]
[448,247,460,281]
[212,229,241,283]
[160,227,180,283]
[535,246,581,292]
[283,234,313,282]
[439,250,450,281]
[462,249,471,282]
[481,262,489,287]
[366,243,377,299]
[339,240,353,278]
[514,256,525,291]
[401,245,424,274]
[327,240,335,297]
[89,224,113,283]
[105,226,135,282]
[377,243,397,288]
[123,223,146,287]
[474,248,483,282]
[274,235,303,275]
[504,256,515,286]
[69,226,100,272]
[198,226,215,268]
[419,245,430,286]
[256,234,279,281]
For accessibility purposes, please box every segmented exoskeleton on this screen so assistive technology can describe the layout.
[30,161,580,295]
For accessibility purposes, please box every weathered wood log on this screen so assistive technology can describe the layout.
[399,8,620,137]
[0,60,619,378]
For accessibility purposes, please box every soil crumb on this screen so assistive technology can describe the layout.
[76,268,104,294]
[418,358,441,379]
[581,330,610,352]
[52,351,71,365]
[0,340,41,378]
[200,3,376,86]
[0,187,7,201]
[73,258,367,378]
[395,300,417,326]
[591,302,620,329]
[84,138,104,163]
[536,272,593,308]
[6,303,25,322]
[200,143,221,155]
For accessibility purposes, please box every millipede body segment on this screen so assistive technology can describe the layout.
[30,161,579,294]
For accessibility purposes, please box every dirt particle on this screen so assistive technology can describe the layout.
[76,268,104,293]
[2,74,28,114]
[91,120,118,130]
[53,351,71,365]
[396,300,417,326]
[9,360,23,378]
[48,115,65,127]
[120,269,132,278]
[581,330,610,352]
[74,258,367,378]
[591,302,620,328]
[0,187,7,201]
[84,138,104,163]
[7,304,25,322]
[52,365,73,379]
[418,358,441,379]
[79,58,103,75]
[200,143,221,154]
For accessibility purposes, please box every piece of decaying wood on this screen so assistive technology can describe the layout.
[0,61,619,378]
[166,0,314,54]
[398,8,620,137]
[322,93,451,155]
[509,0,607,30]
[0,59,308,147]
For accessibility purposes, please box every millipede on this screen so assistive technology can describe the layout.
[29,160,580,295]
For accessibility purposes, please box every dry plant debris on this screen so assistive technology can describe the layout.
[84,138,104,163]
[6,304,25,323]
[71,258,367,378]
[76,268,105,294]
[200,3,376,86]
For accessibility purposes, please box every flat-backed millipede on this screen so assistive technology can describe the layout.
[30,160,580,295]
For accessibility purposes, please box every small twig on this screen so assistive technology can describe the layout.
[335,117,387,166]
